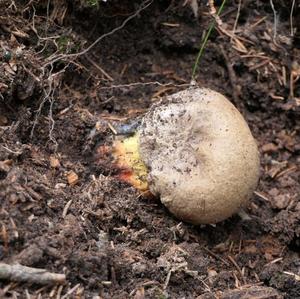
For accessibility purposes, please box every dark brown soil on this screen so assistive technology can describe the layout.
[0,0,299,298]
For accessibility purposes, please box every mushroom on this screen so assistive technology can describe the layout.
[110,87,260,224]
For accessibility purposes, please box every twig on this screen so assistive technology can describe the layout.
[62,200,73,218]
[290,0,295,36]
[232,0,242,36]
[254,191,270,202]
[61,283,81,299]
[0,282,18,297]
[269,0,278,40]
[202,247,230,266]
[283,271,300,281]
[0,263,66,285]
[163,270,172,290]
[227,255,247,285]
[85,55,114,82]
[208,0,248,53]
[249,58,270,71]
[98,81,190,90]
[56,284,64,298]
[1,144,23,155]
[107,122,117,135]
[250,16,267,29]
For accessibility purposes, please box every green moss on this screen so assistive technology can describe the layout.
[85,0,100,8]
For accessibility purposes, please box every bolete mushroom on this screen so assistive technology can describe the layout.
[108,87,260,224]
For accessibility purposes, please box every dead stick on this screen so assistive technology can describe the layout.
[0,263,66,285]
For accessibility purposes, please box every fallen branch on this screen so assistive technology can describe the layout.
[0,263,66,285]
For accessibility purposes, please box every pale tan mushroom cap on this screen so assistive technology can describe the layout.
[138,87,260,224]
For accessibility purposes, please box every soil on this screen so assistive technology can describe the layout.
[0,0,300,298]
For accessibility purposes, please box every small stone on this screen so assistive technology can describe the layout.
[50,156,60,168]
[67,171,79,186]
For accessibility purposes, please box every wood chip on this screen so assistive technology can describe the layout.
[62,200,72,218]
[67,171,79,186]
[161,22,180,27]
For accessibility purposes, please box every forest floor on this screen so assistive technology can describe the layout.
[0,0,299,298]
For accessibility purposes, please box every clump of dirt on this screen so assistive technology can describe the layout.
[0,0,299,298]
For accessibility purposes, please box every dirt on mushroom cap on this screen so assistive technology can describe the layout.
[139,87,260,224]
